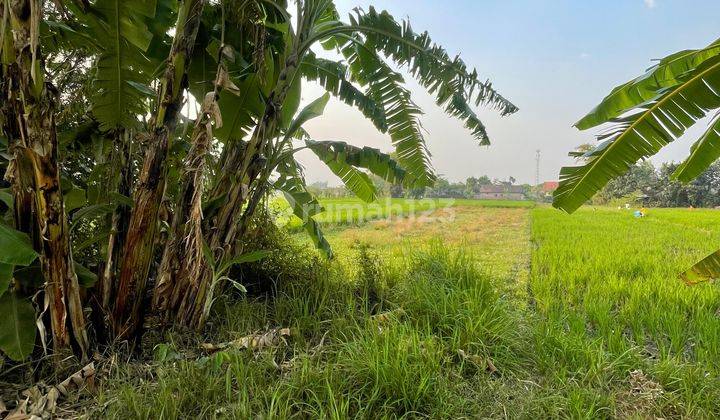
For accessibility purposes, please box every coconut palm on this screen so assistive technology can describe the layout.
[553,36,720,283]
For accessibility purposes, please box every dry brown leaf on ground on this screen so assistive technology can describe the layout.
[3,398,29,420]
[272,357,296,372]
[615,369,665,418]
[4,363,95,419]
[371,308,406,324]
[458,349,500,376]
[57,362,96,397]
[629,369,664,399]
[201,328,291,353]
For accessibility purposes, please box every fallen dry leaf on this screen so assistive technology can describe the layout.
[56,362,96,398]
[629,369,663,399]
[458,349,500,376]
[6,363,95,419]
[371,308,406,324]
[615,369,665,417]
[201,328,291,353]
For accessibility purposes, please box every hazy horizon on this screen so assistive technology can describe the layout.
[294,0,720,186]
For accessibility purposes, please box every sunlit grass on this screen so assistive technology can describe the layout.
[274,196,534,230]
[530,206,720,417]
[95,203,720,418]
[98,242,525,418]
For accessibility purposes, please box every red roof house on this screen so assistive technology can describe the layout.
[541,181,559,193]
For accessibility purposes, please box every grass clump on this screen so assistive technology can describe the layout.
[95,240,522,419]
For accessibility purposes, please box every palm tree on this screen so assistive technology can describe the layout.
[0,0,517,361]
[553,36,720,283]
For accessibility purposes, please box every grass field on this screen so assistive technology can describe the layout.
[95,200,720,418]
[276,197,534,230]
[529,207,720,418]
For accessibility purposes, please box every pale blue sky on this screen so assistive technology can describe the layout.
[298,0,720,185]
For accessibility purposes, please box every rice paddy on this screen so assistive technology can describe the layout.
[96,200,720,418]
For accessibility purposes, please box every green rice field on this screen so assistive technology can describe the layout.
[98,200,720,418]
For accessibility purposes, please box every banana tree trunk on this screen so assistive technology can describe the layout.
[175,53,300,330]
[93,128,133,341]
[101,132,133,309]
[111,0,205,342]
[1,5,35,245]
[6,0,88,360]
[153,94,214,321]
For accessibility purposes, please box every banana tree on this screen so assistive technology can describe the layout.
[151,1,518,329]
[553,37,720,283]
[111,0,207,342]
[1,0,92,361]
[0,0,517,361]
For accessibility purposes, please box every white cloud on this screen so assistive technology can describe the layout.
[579,52,591,59]
[644,0,656,8]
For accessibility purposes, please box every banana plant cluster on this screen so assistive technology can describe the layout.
[0,0,516,363]
[553,37,720,284]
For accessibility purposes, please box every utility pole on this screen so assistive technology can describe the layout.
[535,150,541,187]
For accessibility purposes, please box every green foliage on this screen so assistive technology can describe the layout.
[0,189,13,209]
[285,93,330,140]
[0,223,39,266]
[96,242,522,419]
[306,140,410,203]
[274,165,332,258]
[352,7,518,143]
[425,177,469,199]
[595,160,657,203]
[32,0,515,275]
[673,114,720,182]
[554,37,720,213]
[302,218,333,259]
[199,242,271,319]
[86,0,162,130]
[308,150,376,203]
[531,206,720,416]
[74,261,98,288]
[0,292,36,361]
[575,38,720,130]
[0,0,515,369]
[307,140,407,186]
[211,75,266,142]
[594,160,720,208]
[0,263,12,297]
[340,41,435,186]
[75,202,720,418]
[300,52,387,132]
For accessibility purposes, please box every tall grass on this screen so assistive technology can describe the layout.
[93,205,720,418]
[530,207,720,417]
[97,242,525,419]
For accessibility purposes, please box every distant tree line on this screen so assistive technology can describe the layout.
[309,175,532,200]
[595,160,720,208]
